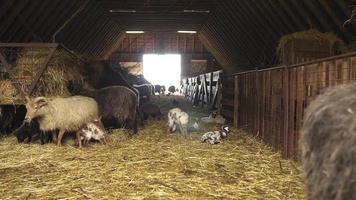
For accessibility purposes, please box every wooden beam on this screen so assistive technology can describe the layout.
[27,45,58,95]
[233,75,239,127]
[0,43,58,48]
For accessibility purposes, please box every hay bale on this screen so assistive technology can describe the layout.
[277,29,345,65]
[0,49,87,104]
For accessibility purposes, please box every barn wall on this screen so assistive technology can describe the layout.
[108,33,217,77]
[221,52,356,160]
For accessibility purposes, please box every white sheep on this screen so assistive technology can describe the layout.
[201,125,230,144]
[24,96,99,147]
[167,108,189,138]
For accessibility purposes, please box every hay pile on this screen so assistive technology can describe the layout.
[277,29,345,63]
[0,49,86,104]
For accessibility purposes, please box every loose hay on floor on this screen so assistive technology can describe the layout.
[0,120,305,199]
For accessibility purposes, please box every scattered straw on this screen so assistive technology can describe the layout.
[0,96,305,199]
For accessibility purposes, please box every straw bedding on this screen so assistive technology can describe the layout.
[0,96,305,199]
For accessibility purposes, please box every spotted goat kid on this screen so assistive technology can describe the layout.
[77,118,106,146]
[201,125,230,144]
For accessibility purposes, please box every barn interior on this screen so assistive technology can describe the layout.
[0,0,355,199]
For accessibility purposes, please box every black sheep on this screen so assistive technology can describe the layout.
[13,121,52,144]
[168,86,176,94]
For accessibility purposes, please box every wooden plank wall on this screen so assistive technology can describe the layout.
[222,52,356,161]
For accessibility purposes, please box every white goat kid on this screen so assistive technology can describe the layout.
[167,108,190,138]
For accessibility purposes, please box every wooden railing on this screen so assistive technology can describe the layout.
[182,70,222,109]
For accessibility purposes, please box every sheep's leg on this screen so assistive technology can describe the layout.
[40,132,45,145]
[178,123,185,137]
[47,132,53,144]
[76,131,82,148]
[27,135,32,143]
[179,123,190,139]
[57,129,65,146]
[52,131,57,144]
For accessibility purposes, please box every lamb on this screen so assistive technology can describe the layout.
[168,86,176,94]
[78,117,106,146]
[200,111,226,125]
[24,96,99,147]
[167,108,189,138]
[201,125,230,145]
[13,120,53,144]
[300,83,356,200]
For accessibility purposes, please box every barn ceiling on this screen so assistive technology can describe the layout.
[99,0,217,31]
[0,0,354,73]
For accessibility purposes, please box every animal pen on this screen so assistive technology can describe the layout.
[184,52,356,161]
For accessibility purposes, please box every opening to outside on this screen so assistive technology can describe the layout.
[143,54,181,91]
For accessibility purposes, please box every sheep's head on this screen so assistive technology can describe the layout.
[168,112,176,128]
[210,111,218,118]
[24,97,49,123]
[92,117,106,133]
[220,125,230,138]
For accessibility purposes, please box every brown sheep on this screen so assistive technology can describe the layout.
[140,103,162,120]
[82,86,139,134]
[24,96,99,147]
[301,83,356,200]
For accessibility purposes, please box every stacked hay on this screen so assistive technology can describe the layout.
[277,29,345,65]
[0,49,86,104]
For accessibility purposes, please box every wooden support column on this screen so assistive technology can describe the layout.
[209,71,213,105]
[233,75,239,128]
[203,74,209,107]
[282,66,290,159]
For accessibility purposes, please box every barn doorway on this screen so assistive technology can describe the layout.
[143,54,181,91]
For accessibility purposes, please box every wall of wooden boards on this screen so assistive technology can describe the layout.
[221,52,356,161]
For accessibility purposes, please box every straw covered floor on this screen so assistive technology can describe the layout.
[0,95,305,199]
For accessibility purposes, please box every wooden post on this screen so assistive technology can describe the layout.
[203,73,209,106]
[283,66,290,159]
[210,71,213,105]
[233,75,239,128]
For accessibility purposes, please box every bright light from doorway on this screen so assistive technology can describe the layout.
[143,54,181,90]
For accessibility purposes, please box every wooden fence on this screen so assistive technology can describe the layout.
[182,70,222,109]
[221,52,356,160]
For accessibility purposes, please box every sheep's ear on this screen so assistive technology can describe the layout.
[25,95,30,102]
[34,97,48,108]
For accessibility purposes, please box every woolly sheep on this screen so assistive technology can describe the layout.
[24,96,99,147]
[301,83,356,200]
